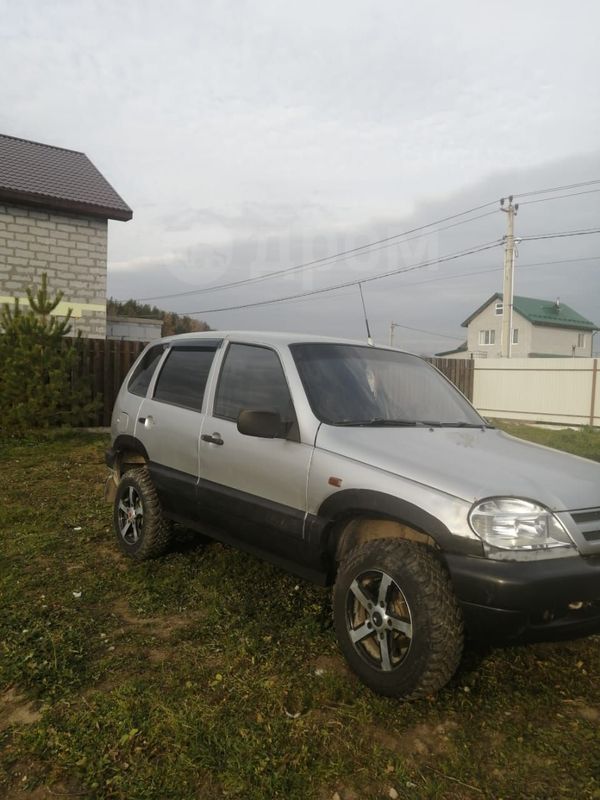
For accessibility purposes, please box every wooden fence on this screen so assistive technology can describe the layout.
[71,341,475,427]
[70,339,146,426]
[427,357,474,402]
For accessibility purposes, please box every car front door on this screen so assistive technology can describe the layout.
[199,341,314,565]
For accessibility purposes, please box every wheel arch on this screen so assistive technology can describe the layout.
[105,436,150,502]
[317,489,461,574]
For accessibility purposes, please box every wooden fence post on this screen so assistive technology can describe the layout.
[591,359,598,427]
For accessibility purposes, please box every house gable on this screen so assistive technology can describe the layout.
[0,134,132,221]
[0,133,132,339]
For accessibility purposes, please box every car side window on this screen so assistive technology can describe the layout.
[214,343,295,423]
[153,347,217,411]
[128,344,166,397]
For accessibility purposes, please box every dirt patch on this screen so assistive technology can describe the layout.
[0,688,42,732]
[111,599,192,639]
[563,700,600,724]
[313,654,353,680]
[95,541,130,570]
[2,784,49,800]
[4,774,83,800]
[318,786,360,800]
[147,647,169,664]
[371,720,458,760]
[576,706,600,723]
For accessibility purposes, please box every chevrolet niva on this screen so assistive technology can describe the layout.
[105,332,600,698]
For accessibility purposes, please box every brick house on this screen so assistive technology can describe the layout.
[437,293,598,358]
[0,133,132,338]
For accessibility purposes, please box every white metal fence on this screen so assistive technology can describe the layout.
[472,357,599,427]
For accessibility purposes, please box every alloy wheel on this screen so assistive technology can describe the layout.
[117,486,144,545]
[345,569,413,672]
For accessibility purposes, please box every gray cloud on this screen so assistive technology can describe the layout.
[108,149,600,353]
[1,0,599,351]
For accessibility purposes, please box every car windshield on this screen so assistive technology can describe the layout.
[290,343,485,427]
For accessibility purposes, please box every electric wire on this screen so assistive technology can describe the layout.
[136,204,499,302]
[182,239,502,316]
[272,255,599,299]
[520,227,600,242]
[131,179,600,308]
[141,209,500,302]
[514,178,600,199]
[518,187,600,206]
[396,255,600,289]
[384,323,464,341]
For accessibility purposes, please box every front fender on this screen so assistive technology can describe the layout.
[317,489,483,558]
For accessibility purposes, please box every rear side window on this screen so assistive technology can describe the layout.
[153,347,217,411]
[214,343,295,422]
[128,345,165,397]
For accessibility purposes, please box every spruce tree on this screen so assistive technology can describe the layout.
[0,274,96,433]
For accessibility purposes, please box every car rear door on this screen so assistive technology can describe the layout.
[134,338,222,520]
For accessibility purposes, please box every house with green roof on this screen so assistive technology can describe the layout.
[436,293,598,358]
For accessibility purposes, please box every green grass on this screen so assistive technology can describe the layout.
[494,421,600,462]
[1,427,600,799]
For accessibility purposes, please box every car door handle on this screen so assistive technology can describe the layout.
[138,416,155,429]
[201,432,224,446]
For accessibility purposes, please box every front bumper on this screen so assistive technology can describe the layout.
[444,552,600,642]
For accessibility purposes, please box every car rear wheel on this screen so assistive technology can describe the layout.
[333,538,464,699]
[113,468,172,560]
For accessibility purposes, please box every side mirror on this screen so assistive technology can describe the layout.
[237,410,282,438]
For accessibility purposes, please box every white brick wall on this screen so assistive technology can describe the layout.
[0,202,108,338]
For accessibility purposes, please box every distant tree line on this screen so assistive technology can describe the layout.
[107,298,211,336]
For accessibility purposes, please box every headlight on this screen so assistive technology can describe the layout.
[469,498,573,551]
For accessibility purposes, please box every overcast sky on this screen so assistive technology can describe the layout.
[2,0,600,352]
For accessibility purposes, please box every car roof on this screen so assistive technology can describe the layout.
[153,329,413,354]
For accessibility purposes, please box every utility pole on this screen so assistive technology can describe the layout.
[500,196,518,358]
[389,322,401,347]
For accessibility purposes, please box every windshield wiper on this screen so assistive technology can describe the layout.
[333,419,424,427]
[332,419,493,429]
[419,421,493,428]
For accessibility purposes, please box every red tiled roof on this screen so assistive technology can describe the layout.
[0,133,132,221]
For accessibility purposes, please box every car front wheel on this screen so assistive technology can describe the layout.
[333,538,464,699]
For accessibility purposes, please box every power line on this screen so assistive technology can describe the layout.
[183,232,598,317]
[392,255,600,290]
[183,239,502,316]
[519,187,600,206]
[252,255,599,305]
[520,227,600,242]
[383,322,464,341]
[136,203,499,302]
[514,178,600,199]
[133,180,600,306]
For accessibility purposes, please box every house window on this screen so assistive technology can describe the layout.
[495,302,503,315]
[577,333,585,348]
[479,330,496,346]
[512,329,519,345]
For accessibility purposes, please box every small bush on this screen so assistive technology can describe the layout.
[0,273,98,434]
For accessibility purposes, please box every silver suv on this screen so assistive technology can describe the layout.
[106,331,600,698]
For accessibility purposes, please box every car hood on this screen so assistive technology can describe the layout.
[316,425,600,511]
